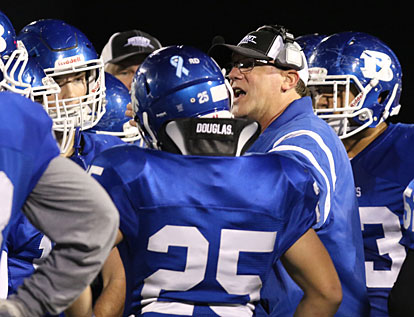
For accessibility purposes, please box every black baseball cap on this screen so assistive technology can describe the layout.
[101,30,162,64]
[209,26,308,83]
[209,29,281,66]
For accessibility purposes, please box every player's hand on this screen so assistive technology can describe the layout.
[0,299,31,317]
[125,103,137,127]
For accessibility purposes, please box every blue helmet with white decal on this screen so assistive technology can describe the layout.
[91,72,141,144]
[0,10,29,91]
[0,11,18,62]
[17,19,106,149]
[308,31,402,138]
[132,45,232,148]
[0,12,60,107]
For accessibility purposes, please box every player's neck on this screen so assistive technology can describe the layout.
[342,122,388,159]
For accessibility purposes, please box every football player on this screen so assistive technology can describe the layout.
[18,19,125,160]
[12,19,129,315]
[91,72,143,146]
[89,45,342,316]
[0,88,118,315]
[308,31,412,316]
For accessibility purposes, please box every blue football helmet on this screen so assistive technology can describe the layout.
[0,11,30,94]
[295,33,327,60]
[0,11,60,108]
[18,19,106,152]
[132,45,233,149]
[92,72,142,144]
[1,55,60,101]
[308,31,402,138]
[0,11,18,63]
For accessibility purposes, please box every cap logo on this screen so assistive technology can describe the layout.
[170,55,189,78]
[238,35,257,46]
[124,36,154,49]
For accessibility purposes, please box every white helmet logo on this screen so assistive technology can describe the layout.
[0,25,7,53]
[360,50,393,82]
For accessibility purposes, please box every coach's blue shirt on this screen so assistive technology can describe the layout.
[249,97,369,316]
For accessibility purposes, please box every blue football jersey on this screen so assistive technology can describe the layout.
[402,178,414,250]
[70,129,125,169]
[249,97,369,316]
[90,145,319,316]
[351,123,414,315]
[0,91,59,260]
[4,215,52,295]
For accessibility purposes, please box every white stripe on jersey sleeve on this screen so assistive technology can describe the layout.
[269,144,330,225]
[271,130,337,190]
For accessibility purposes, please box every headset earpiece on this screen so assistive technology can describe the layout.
[256,24,304,71]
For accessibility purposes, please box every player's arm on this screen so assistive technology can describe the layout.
[3,156,119,316]
[281,228,342,316]
[64,287,93,317]
[388,248,414,316]
[64,247,125,317]
[93,246,125,317]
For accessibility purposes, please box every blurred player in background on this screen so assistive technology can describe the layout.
[101,29,161,91]
[91,72,143,146]
[308,31,413,316]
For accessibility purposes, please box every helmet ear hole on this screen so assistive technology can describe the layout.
[378,90,389,104]
[144,78,151,95]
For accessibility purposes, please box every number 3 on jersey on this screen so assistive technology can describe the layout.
[360,206,406,288]
[141,225,277,303]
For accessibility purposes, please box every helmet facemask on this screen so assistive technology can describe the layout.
[0,41,31,97]
[309,68,400,139]
[44,58,106,151]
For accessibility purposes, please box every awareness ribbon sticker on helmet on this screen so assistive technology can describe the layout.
[170,55,189,78]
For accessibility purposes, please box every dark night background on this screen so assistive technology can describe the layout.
[2,1,413,122]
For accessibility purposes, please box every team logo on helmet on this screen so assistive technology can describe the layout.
[360,50,393,82]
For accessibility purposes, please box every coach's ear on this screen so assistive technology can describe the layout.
[281,70,300,92]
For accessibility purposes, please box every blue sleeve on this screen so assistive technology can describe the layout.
[271,130,338,228]
[275,157,319,255]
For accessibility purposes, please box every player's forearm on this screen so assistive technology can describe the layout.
[282,229,342,317]
[93,247,125,316]
[93,279,125,317]
[294,293,341,317]
[10,157,119,316]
